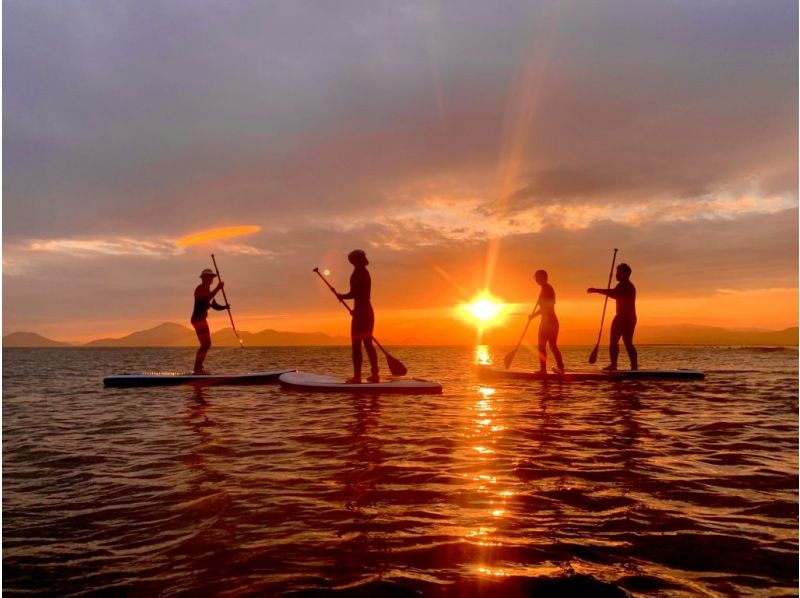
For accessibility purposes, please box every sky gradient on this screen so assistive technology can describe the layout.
[4,0,798,343]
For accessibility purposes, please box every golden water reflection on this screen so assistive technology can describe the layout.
[474,344,492,365]
[461,382,520,576]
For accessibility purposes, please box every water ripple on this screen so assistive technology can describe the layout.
[3,346,797,596]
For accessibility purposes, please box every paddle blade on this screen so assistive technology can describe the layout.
[503,348,517,370]
[588,344,599,364]
[386,354,408,376]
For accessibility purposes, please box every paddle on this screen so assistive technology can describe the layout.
[313,267,408,376]
[588,248,618,364]
[504,299,540,370]
[211,254,244,349]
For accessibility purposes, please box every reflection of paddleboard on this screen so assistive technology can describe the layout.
[279,371,443,394]
[104,369,295,388]
[473,364,705,381]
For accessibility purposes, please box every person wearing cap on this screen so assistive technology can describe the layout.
[336,249,379,383]
[191,268,229,375]
[530,269,565,374]
[587,263,638,371]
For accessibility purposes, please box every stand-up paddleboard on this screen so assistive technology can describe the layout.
[279,371,443,394]
[104,369,296,388]
[473,364,704,381]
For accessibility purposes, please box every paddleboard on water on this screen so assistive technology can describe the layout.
[279,371,443,394]
[103,369,296,388]
[473,364,705,381]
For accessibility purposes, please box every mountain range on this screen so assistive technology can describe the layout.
[3,322,798,347]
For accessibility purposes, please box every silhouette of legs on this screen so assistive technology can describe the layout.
[609,316,637,370]
[538,318,564,372]
[350,310,377,383]
[622,327,638,370]
[351,337,363,381]
[350,336,380,382]
[549,338,564,370]
[537,335,548,372]
[192,320,211,374]
[363,337,379,381]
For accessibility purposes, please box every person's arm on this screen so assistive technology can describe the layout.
[337,272,359,301]
[587,284,619,298]
[196,282,225,302]
[530,297,542,319]
[210,282,229,309]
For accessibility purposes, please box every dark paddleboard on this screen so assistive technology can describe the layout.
[104,369,296,388]
[279,371,443,394]
[473,364,705,381]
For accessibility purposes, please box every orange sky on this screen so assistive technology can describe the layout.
[3,2,797,343]
[13,229,796,344]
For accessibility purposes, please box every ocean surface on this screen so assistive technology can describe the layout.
[3,345,798,597]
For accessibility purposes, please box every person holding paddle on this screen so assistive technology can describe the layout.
[336,249,380,383]
[191,268,229,374]
[587,263,638,371]
[530,270,565,374]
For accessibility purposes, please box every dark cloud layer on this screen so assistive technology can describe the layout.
[4,0,796,236]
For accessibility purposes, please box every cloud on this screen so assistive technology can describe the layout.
[175,225,262,248]
[3,0,796,242]
[27,238,177,257]
[5,231,274,271]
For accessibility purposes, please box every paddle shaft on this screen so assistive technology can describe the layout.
[313,268,355,316]
[211,254,244,348]
[593,248,618,348]
[503,299,540,369]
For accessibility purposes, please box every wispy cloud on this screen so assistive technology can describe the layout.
[12,231,273,263]
[27,238,177,257]
[318,188,796,250]
[175,225,262,248]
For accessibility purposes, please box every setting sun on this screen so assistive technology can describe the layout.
[458,293,508,329]
[468,298,501,322]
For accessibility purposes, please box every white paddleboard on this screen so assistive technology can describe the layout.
[279,371,443,394]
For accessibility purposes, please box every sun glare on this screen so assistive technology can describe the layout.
[459,293,507,328]
[468,298,501,322]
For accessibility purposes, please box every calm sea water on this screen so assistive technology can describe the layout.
[3,346,798,597]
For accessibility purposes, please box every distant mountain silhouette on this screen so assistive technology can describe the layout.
[5,322,797,347]
[2,332,71,347]
[393,319,799,347]
[84,322,196,347]
[78,322,349,347]
[212,327,349,346]
[634,325,798,346]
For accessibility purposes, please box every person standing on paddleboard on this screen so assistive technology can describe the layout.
[191,268,229,375]
[336,249,379,383]
[587,263,638,371]
[530,270,565,374]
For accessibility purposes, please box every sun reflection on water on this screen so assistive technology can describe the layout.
[474,345,492,365]
[460,382,522,566]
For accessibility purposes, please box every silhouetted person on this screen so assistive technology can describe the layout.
[191,268,229,374]
[587,263,638,371]
[337,250,379,383]
[530,270,565,373]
